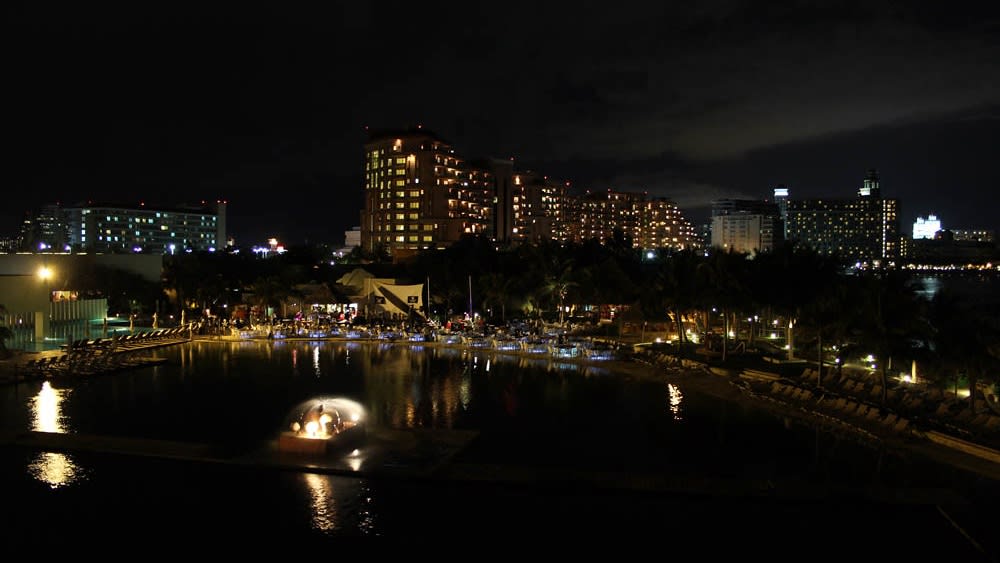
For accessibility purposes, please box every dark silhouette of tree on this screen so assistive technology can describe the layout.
[696,248,750,362]
[928,286,1000,410]
[854,269,930,404]
[0,304,11,359]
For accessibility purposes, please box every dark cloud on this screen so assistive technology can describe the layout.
[5,2,1000,243]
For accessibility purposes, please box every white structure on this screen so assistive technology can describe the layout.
[913,214,942,240]
[711,214,779,255]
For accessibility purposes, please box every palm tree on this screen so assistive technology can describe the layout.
[855,269,930,405]
[479,272,512,323]
[797,275,852,388]
[248,275,297,324]
[695,248,750,362]
[651,249,701,351]
[542,257,577,325]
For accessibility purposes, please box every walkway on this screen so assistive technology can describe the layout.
[0,327,191,383]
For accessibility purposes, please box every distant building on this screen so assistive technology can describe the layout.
[913,214,942,240]
[785,169,901,265]
[507,170,570,245]
[710,198,784,255]
[360,126,700,258]
[344,226,361,248]
[360,127,491,261]
[909,229,997,265]
[773,185,789,239]
[21,201,227,254]
[951,229,994,243]
[569,189,698,251]
[19,204,72,252]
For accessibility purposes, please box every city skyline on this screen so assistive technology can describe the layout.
[7,3,1000,245]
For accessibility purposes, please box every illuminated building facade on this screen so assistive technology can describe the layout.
[913,214,942,239]
[361,128,491,260]
[951,229,994,243]
[569,189,698,251]
[22,201,225,254]
[710,199,784,255]
[508,171,570,244]
[773,185,789,238]
[360,127,699,256]
[637,197,699,251]
[18,204,72,252]
[785,169,900,264]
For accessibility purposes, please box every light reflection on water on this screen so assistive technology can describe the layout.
[28,452,86,489]
[304,472,338,532]
[668,383,684,421]
[301,471,377,535]
[5,339,992,538]
[32,381,69,434]
[29,381,86,488]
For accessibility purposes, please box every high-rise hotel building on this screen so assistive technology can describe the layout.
[710,198,784,255]
[361,127,699,258]
[20,201,227,254]
[361,128,492,259]
[507,170,570,245]
[785,169,900,265]
[570,189,698,251]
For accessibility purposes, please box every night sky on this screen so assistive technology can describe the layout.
[7,3,1000,246]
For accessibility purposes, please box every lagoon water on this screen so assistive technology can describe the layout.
[2,339,998,554]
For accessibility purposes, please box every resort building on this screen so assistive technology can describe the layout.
[710,198,784,255]
[785,169,901,265]
[19,201,227,254]
[360,127,492,260]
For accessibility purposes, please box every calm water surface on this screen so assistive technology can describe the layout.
[1,340,998,554]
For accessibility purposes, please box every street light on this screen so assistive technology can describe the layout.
[37,266,53,302]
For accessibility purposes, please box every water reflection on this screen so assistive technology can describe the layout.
[304,472,338,532]
[668,383,684,421]
[301,471,377,535]
[914,275,942,300]
[29,381,86,488]
[32,381,69,433]
[346,448,363,472]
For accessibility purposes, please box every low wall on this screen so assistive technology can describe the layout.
[925,430,1000,464]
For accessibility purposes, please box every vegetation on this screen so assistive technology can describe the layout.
[143,235,1000,406]
[0,304,11,359]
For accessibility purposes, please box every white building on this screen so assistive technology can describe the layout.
[913,214,942,240]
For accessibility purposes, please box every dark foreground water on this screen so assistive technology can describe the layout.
[1,340,998,556]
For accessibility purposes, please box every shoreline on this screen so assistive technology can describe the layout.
[4,333,1000,482]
